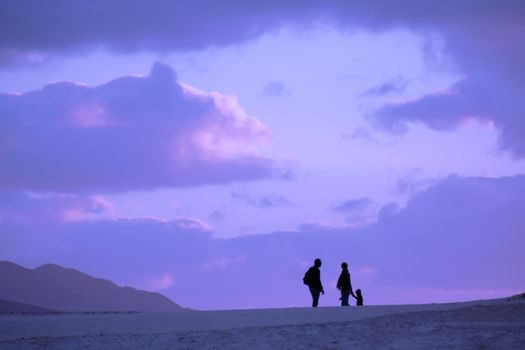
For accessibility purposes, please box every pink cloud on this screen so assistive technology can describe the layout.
[0,63,281,192]
[142,273,176,291]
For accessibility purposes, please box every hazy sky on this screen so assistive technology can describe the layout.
[1,1,524,309]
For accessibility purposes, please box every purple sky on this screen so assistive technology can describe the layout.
[1,1,524,309]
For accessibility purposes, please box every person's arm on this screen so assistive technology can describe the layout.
[349,274,357,298]
[318,269,325,294]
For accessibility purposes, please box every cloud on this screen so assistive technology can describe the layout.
[3,174,523,309]
[394,170,438,196]
[363,76,408,96]
[372,174,525,295]
[370,79,492,133]
[332,197,374,224]
[0,191,112,222]
[376,202,400,222]
[140,273,176,291]
[2,2,523,154]
[208,210,226,221]
[201,255,248,270]
[262,81,289,97]
[297,221,351,233]
[342,127,375,142]
[370,73,525,156]
[0,62,280,192]
[166,217,212,232]
[343,3,525,157]
[231,191,293,208]
[332,197,372,213]
[0,1,323,66]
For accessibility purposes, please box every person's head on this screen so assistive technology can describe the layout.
[356,289,362,296]
[341,262,348,270]
[314,258,322,267]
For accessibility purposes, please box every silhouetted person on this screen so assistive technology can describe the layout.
[355,289,364,306]
[303,258,324,307]
[336,262,356,306]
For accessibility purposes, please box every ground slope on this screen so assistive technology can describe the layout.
[0,296,524,349]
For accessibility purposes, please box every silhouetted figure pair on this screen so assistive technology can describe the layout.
[303,258,324,307]
[303,259,364,307]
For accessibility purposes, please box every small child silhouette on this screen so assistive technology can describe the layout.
[355,289,364,306]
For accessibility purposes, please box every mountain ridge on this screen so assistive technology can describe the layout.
[0,261,182,312]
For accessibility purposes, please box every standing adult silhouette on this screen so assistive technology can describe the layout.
[303,258,324,307]
[336,262,356,306]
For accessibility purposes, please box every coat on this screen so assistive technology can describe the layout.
[336,269,352,293]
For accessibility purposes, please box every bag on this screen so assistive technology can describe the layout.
[303,268,313,286]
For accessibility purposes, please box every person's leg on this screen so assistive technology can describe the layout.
[309,288,320,307]
[313,289,320,307]
[341,291,350,306]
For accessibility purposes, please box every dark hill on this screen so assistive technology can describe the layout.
[0,298,59,313]
[0,261,182,312]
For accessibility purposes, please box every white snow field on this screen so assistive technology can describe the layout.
[1,295,524,349]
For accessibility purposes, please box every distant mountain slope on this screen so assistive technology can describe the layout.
[0,261,182,312]
[0,298,59,313]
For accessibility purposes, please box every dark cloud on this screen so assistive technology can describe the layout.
[1,2,520,64]
[376,202,400,222]
[341,2,525,156]
[373,174,525,293]
[348,3,525,157]
[332,197,372,213]
[2,2,524,154]
[2,174,524,308]
[231,191,293,208]
[371,79,493,133]
[0,0,325,66]
[0,62,279,192]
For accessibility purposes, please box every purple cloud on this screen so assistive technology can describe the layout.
[0,1,321,66]
[0,63,281,192]
[262,81,289,97]
[345,3,525,157]
[341,127,380,144]
[231,191,293,208]
[332,197,372,213]
[0,191,112,222]
[332,197,373,224]
[2,2,523,154]
[344,2,525,156]
[2,174,524,309]
[370,79,495,132]
[394,170,438,196]
[208,210,226,221]
[363,76,408,96]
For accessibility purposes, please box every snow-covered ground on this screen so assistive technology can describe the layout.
[1,296,524,349]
